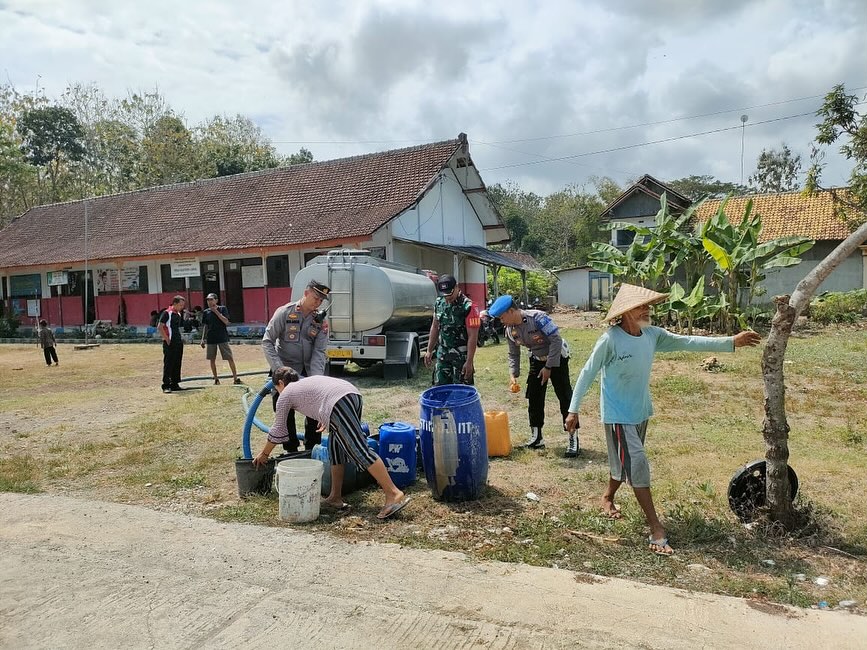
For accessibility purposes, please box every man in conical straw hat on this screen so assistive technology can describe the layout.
[565,283,760,556]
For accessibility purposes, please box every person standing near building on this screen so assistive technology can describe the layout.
[423,274,480,385]
[200,293,241,385]
[158,295,186,393]
[262,280,331,453]
[565,284,760,555]
[36,319,59,366]
[487,295,578,456]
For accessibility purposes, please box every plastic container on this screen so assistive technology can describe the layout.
[234,458,275,498]
[419,384,488,501]
[484,411,512,457]
[378,422,417,489]
[275,459,324,523]
[312,436,369,496]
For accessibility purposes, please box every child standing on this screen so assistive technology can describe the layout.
[37,319,59,366]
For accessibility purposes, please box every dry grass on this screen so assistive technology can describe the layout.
[1,318,866,610]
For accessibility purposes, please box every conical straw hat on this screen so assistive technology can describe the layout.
[604,284,669,322]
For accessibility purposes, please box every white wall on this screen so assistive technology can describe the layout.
[390,168,486,247]
[557,269,591,309]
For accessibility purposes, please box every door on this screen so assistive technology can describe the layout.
[200,260,221,305]
[223,259,244,322]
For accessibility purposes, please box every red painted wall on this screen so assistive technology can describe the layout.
[23,288,298,328]
[95,295,120,323]
[125,294,162,326]
[242,288,267,323]
[462,282,488,311]
[266,287,293,315]
[60,296,83,326]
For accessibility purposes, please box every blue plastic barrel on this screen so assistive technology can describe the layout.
[312,436,366,496]
[366,433,379,455]
[419,384,488,501]
[378,422,417,489]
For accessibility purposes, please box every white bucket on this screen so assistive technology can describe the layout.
[276,459,325,523]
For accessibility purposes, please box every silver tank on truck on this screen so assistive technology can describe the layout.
[293,251,436,336]
[292,250,436,378]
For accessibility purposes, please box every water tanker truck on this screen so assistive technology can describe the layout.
[292,249,436,379]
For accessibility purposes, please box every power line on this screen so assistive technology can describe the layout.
[484,111,818,171]
[471,139,643,177]
[480,85,867,145]
[266,85,866,147]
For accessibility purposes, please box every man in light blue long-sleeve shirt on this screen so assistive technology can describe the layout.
[565,284,760,556]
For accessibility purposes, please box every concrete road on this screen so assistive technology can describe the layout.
[1,493,864,649]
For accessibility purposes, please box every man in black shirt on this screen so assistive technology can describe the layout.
[158,295,186,393]
[200,293,241,385]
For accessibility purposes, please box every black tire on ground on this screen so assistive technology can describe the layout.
[407,340,420,378]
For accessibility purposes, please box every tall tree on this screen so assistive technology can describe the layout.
[762,84,867,527]
[197,114,280,177]
[749,143,802,193]
[17,105,86,201]
[140,115,199,186]
[283,147,314,166]
[487,182,541,252]
[667,175,747,201]
[805,83,867,227]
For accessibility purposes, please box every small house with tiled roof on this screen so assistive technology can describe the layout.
[694,190,865,298]
[0,134,524,328]
[600,174,691,247]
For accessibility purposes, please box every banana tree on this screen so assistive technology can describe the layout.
[701,197,814,332]
[663,276,706,334]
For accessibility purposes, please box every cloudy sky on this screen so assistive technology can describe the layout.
[1,0,864,196]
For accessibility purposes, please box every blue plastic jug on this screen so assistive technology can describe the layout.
[378,422,417,489]
[419,384,488,501]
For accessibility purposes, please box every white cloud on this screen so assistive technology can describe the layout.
[0,0,862,194]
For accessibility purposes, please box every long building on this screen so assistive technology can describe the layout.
[0,134,531,329]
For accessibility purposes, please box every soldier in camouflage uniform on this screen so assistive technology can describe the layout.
[262,280,331,452]
[487,294,579,458]
[424,274,480,386]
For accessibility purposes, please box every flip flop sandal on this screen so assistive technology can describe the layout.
[648,536,674,556]
[377,496,412,520]
[322,501,352,513]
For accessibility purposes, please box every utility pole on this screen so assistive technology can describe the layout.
[740,115,749,185]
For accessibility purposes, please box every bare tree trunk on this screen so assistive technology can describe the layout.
[761,220,867,528]
[761,295,796,526]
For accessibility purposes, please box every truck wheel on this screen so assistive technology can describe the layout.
[407,340,420,378]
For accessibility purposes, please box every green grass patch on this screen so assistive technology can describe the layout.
[0,455,42,493]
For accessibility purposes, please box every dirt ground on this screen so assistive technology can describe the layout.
[3,492,865,650]
[2,313,866,613]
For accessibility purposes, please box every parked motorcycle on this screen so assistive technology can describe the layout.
[477,313,501,346]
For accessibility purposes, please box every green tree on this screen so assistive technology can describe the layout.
[700,197,813,332]
[283,147,314,166]
[487,182,541,251]
[748,143,801,193]
[17,105,86,201]
[805,83,867,227]
[140,115,199,186]
[667,175,747,201]
[590,175,623,205]
[197,114,280,177]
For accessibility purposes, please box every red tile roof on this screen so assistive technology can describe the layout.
[694,190,854,242]
[0,138,463,269]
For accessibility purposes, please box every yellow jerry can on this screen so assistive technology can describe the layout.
[484,411,512,457]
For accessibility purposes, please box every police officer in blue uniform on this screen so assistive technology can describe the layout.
[487,295,579,457]
[262,280,331,452]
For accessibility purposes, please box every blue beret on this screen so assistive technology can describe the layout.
[488,295,515,318]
